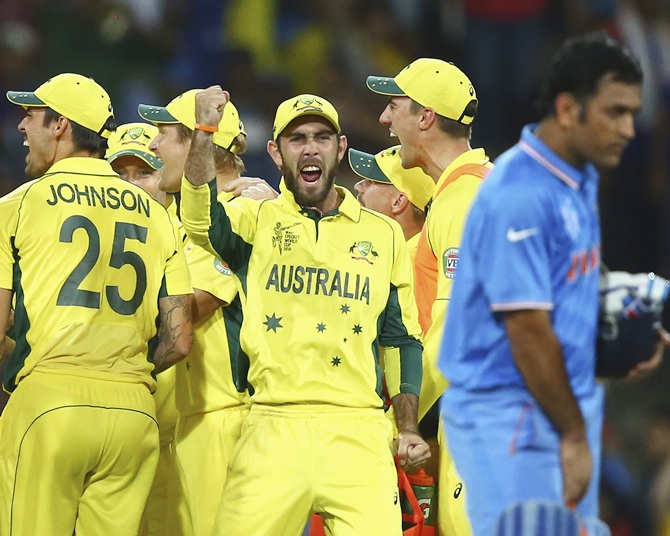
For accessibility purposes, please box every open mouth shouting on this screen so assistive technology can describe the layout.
[301,164,322,184]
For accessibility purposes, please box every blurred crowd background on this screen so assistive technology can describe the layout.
[1,0,670,534]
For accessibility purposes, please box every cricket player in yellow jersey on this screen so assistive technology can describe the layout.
[181,88,430,536]
[368,58,493,536]
[349,145,440,477]
[107,122,167,204]
[139,89,276,536]
[350,145,433,263]
[106,122,182,536]
[0,73,193,536]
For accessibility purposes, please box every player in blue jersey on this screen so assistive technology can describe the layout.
[439,32,668,536]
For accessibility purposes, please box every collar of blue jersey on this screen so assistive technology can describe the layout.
[518,124,598,190]
[41,156,117,178]
[277,179,361,221]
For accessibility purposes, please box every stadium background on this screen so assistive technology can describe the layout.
[1,0,670,534]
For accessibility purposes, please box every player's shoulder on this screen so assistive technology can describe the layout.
[359,206,404,236]
[0,178,39,207]
[480,148,551,203]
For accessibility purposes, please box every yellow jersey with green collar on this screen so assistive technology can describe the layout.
[175,190,248,414]
[0,157,192,393]
[181,178,423,408]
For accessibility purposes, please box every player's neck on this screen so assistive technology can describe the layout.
[424,137,472,182]
[215,168,240,193]
[55,140,99,163]
[534,120,588,169]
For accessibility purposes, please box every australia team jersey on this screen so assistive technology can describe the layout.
[406,233,420,265]
[414,149,492,418]
[0,157,192,393]
[181,179,423,408]
[175,192,247,414]
[439,125,601,398]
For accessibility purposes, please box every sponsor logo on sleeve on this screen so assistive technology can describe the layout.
[443,247,459,278]
[213,258,232,275]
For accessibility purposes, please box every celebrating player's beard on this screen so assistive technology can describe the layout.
[280,155,337,208]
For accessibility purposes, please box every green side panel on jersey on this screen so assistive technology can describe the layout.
[379,283,422,397]
[223,294,252,394]
[373,314,384,402]
[148,276,169,374]
[157,274,168,299]
[206,179,253,273]
[146,295,162,373]
[4,241,31,393]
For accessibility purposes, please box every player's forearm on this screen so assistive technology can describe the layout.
[391,392,421,435]
[184,129,216,187]
[505,310,586,440]
[153,294,193,373]
[192,288,225,325]
[1,335,14,360]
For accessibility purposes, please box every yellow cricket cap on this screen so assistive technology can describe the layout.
[106,122,162,170]
[272,94,340,140]
[366,58,477,125]
[348,145,435,212]
[6,73,115,137]
[137,89,246,152]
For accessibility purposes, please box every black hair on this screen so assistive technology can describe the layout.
[43,107,116,158]
[536,31,643,119]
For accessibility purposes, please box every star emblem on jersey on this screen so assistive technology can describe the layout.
[263,313,283,333]
[352,324,362,334]
[340,304,350,314]
[316,322,326,332]
[331,356,342,367]
[348,241,378,264]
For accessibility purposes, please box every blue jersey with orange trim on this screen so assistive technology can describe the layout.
[439,124,601,397]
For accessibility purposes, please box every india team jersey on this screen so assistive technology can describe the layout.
[181,179,423,408]
[0,157,192,393]
[414,148,492,418]
[175,191,247,414]
[440,125,601,397]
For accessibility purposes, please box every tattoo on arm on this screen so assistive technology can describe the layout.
[153,294,192,373]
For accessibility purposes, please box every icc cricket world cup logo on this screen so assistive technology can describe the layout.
[272,222,300,255]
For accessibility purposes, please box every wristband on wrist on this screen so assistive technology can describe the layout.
[194,123,218,133]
